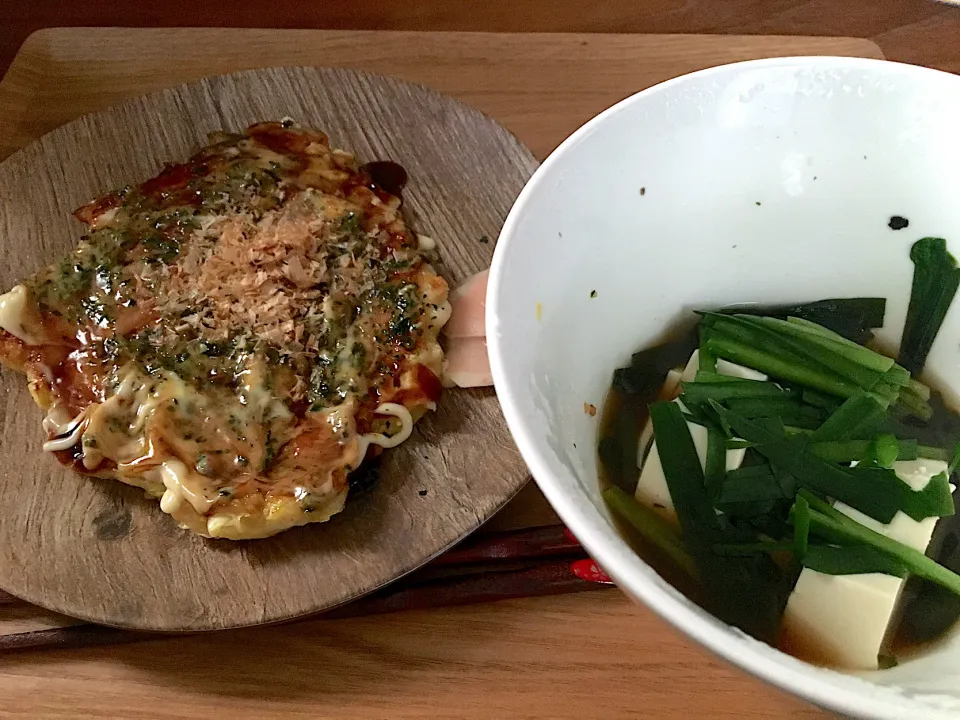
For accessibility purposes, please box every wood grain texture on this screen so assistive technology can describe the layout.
[0,29,884,162]
[0,30,870,718]
[0,480,570,639]
[0,0,958,78]
[0,593,828,719]
[0,541,612,652]
[0,66,537,631]
[0,29,884,542]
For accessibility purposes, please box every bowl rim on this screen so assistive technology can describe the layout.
[487,55,960,720]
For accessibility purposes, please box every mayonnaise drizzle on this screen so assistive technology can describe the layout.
[41,409,89,452]
[353,402,414,468]
[0,285,40,344]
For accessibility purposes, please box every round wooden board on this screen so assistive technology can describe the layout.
[0,67,537,631]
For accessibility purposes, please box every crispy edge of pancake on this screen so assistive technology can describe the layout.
[0,122,451,540]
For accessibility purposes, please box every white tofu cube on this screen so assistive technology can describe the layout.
[833,459,949,550]
[635,440,677,524]
[635,405,746,525]
[780,571,904,670]
[662,368,684,400]
[680,351,700,382]
[779,460,950,670]
[634,350,760,524]
[638,369,684,453]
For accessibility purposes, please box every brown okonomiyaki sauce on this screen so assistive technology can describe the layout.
[361,161,408,198]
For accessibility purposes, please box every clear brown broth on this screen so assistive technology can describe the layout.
[597,326,960,667]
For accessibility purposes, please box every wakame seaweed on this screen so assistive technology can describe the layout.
[601,242,960,660]
[612,330,699,396]
[716,297,886,344]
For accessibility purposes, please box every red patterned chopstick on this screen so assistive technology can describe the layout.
[0,525,612,652]
[433,525,582,565]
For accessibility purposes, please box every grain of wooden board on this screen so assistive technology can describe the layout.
[0,66,536,632]
[0,28,884,161]
[0,28,873,718]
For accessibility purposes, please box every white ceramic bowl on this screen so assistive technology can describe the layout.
[487,56,960,719]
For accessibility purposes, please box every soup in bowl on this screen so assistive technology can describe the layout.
[487,57,960,718]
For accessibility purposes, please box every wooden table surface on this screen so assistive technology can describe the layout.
[0,14,935,720]
[4,0,960,78]
[0,594,826,720]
